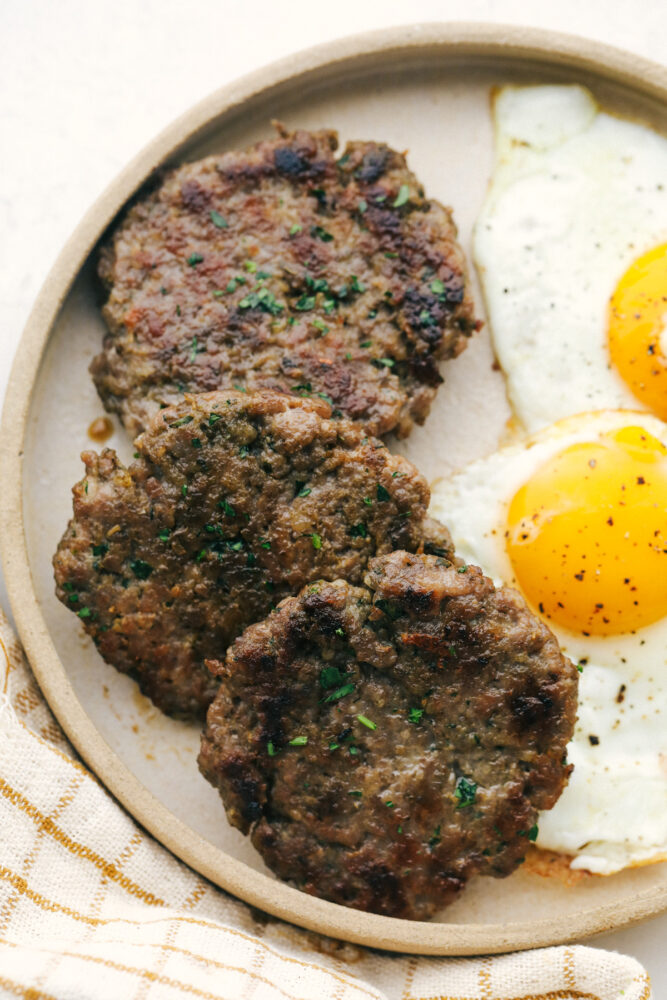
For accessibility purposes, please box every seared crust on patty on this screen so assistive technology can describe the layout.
[53,391,430,719]
[94,125,480,439]
[198,551,578,919]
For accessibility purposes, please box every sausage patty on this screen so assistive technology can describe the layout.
[199,551,578,919]
[94,125,480,439]
[53,391,430,719]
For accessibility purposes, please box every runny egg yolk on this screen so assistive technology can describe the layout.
[506,425,667,635]
[608,243,667,420]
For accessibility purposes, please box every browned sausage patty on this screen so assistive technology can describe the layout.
[199,551,578,919]
[94,125,480,439]
[53,391,430,719]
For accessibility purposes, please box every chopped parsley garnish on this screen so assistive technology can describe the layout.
[375,357,395,368]
[305,276,329,293]
[384,252,398,259]
[431,278,445,295]
[328,741,340,751]
[293,382,312,396]
[323,683,355,704]
[418,308,436,327]
[316,392,333,405]
[311,225,334,242]
[357,199,367,213]
[429,825,442,847]
[158,529,170,542]
[385,801,394,808]
[335,627,345,637]
[260,539,271,550]
[376,484,390,501]
[349,523,367,539]
[208,413,221,425]
[289,735,308,746]
[320,665,346,689]
[210,210,228,228]
[238,288,284,315]
[130,560,153,580]
[457,565,468,574]
[408,707,424,725]
[169,415,193,428]
[454,776,478,809]
[310,533,322,550]
[349,790,362,798]
[244,260,257,273]
[297,486,311,497]
[312,318,329,334]
[363,497,372,506]
[267,741,277,756]
[289,223,303,235]
[218,499,235,517]
[357,714,376,731]
[528,824,539,842]
[225,279,238,293]
[191,437,201,449]
[77,607,92,619]
[91,543,108,557]
[295,295,316,311]
[181,484,188,497]
[392,184,410,208]
[360,340,372,348]
[187,253,204,267]
[350,275,365,293]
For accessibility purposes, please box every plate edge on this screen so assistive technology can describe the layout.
[2,21,667,954]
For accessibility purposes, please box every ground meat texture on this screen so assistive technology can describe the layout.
[199,551,577,920]
[94,125,480,439]
[53,391,430,720]
[420,515,458,562]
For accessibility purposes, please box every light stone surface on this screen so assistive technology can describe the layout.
[1,0,666,987]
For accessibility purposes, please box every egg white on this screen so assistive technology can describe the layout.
[474,84,667,434]
[430,410,667,874]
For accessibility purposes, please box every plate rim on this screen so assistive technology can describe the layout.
[2,21,667,955]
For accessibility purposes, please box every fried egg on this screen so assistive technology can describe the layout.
[474,85,667,433]
[430,410,667,874]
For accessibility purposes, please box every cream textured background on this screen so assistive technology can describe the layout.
[1,0,666,991]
